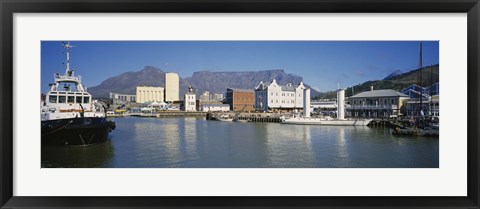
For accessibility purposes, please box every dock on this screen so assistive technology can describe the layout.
[392,127,439,137]
[157,111,207,118]
[127,111,207,118]
[367,119,404,128]
[206,112,283,123]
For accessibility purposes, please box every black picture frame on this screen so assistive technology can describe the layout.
[1,0,479,208]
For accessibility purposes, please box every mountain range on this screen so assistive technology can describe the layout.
[88,66,321,99]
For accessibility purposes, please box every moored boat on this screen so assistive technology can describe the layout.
[214,114,233,122]
[281,115,372,126]
[41,42,115,146]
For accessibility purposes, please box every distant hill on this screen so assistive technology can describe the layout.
[383,69,403,80]
[317,64,439,99]
[88,66,320,99]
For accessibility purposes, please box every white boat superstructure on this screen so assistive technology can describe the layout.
[41,42,106,121]
[280,88,372,126]
[281,115,373,126]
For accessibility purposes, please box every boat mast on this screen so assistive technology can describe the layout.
[418,42,423,117]
[63,41,73,76]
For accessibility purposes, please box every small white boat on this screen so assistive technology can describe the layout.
[215,114,233,122]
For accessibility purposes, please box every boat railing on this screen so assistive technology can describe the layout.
[55,75,81,82]
[346,104,398,110]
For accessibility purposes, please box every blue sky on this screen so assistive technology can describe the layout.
[41,41,439,93]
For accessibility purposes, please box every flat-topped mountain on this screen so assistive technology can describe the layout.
[88,66,320,99]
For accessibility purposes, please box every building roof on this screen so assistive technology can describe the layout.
[255,79,304,91]
[281,85,296,91]
[227,88,254,93]
[349,89,409,98]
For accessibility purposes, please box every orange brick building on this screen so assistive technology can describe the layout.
[225,88,255,112]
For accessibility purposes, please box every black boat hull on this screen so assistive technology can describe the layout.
[41,117,115,146]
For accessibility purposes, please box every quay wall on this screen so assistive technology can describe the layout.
[127,111,207,118]
[157,111,207,117]
[206,112,286,123]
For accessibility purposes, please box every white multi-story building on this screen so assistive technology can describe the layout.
[211,93,224,101]
[254,79,306,112]
[110,92,136,104]
[165,72,179,102]
[347,89,409,118]
[136,86,164,103]
[199,91,210,101]
[184,86,196,112]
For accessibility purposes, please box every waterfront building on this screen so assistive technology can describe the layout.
[401,82,439,117]
[184,86,196,112]
[165,72,179,102]
[200,91,224,102]
[405,95,439,117]
[110,92,136,104]
[311,99,337,112]
[225,88,255,112]
[402,82,439,98]
[199,91,210,101]
[200,104,230,112]
[136,86,165,104]
[211,93,224,102]
[254,79,306,112]
[346,87,409,118]
[148,101,167,109]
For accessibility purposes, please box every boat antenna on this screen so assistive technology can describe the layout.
[62,41,74,76]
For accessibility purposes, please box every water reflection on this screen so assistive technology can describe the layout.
[265,124,315,167]
[41,117,439,168]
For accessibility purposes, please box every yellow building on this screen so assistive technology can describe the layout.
[136,86,164,103]
[165,72,179,102]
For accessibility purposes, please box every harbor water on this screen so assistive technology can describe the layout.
[41,117,439,168]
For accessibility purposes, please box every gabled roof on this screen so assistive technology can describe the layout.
[349,89,409,98]
[256,80,304,91]
[281,85,296,91]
